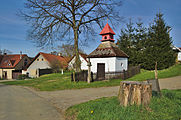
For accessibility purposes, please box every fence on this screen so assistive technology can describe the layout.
[71,70,93,82]
[103,66,141,80]
[120,66,140,80]
[71,66,140,82]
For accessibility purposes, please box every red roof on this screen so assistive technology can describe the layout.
[40,52,68,65]
[0,54,27,69]
[68,53,88,63]
[27,52,69,69]
[99,23,115,35]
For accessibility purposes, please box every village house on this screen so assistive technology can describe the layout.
[68,53,88,70]
[26,52,69,78]
[178,48,181,61]
[88,23,129,80]
[0,53,31,79]
[172,46,181,62]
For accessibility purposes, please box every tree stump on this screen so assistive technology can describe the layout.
[118,81,152,107]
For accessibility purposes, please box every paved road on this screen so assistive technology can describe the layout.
[0,84,63,120]
[159,76,181,89]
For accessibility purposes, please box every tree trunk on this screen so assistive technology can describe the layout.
[118,81,152,107]
[73,28,81,72]
[154,62,162,96]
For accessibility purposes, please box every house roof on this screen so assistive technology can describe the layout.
[0,54,27,69]
[88,41,129,58]
[99,23,115,35]
[68,53,88,63]
[172,46,181,52]
[27,52,69,69]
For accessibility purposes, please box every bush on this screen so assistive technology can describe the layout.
[17,74,29,80]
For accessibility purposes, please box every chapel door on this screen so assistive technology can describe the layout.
[97,63,105,80]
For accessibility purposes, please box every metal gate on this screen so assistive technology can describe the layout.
[97,63,105,80]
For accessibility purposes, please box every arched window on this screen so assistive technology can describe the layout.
[104,36,107,39]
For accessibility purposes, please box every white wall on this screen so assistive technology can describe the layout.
[68,55,88,70]
[27,55,50,78]
[115,57,128,71]
[178,52,181,61]
[90,57,128,73]
[90,57,116,73]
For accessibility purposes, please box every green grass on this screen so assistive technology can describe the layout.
[126,63,181,81]
[2,72,121,91]
[66,89,181,120]
[1,64,181,91]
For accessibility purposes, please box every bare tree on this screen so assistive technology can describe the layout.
[49,59,65,73]
[21,0,122,72]
[57,44,84,57]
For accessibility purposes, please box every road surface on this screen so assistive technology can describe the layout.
[0,84,62,120]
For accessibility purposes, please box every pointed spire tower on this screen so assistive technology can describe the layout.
[88,22,128,58]
[100,23,115,42]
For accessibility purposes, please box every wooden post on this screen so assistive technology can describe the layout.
[73,71,76,82]
[154,62,162,96]
[87,58,92,84]
[118,81,152,107]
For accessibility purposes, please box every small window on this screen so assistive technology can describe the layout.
[42,58,44,61]
[37,58,39,61]
[24,59,28,66]
[121,63,123,67]
[104,36,107,39]
[8,63,11,66]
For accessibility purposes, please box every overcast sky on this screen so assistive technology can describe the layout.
[0,0,181,57]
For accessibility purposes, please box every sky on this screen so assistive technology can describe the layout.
[0,0,181,57]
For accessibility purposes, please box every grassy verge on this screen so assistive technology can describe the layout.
[66,89,181,120]
[125,63,181,81]
[1,72,121,91]
[1,64,181,91]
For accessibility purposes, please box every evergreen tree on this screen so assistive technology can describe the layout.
[117,19,146,66]
[143,13,176,70]
[117,19,136,65]
[133,21,147,66]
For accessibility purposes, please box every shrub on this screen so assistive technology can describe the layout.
[17,74,29,80]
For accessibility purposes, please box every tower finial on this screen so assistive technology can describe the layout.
[107,18,108,23]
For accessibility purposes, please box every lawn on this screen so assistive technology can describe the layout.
[65,89,181,120]
[1,64,181,91]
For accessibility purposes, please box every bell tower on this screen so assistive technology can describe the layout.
[99,23,115,42]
